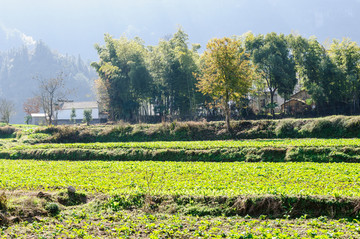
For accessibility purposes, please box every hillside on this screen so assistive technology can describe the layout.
[0,41,97,123]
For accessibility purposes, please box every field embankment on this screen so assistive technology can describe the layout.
[2,139,360,162]
[6,115,360,143]
[1,190,358,238]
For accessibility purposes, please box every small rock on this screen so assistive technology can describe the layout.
[67,186,76,193]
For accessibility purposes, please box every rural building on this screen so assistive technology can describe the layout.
[281,98,311,114]
[250,90,285,114]
[290,90,311,102]
[56,101,107,125]
[30,113,47,125]
[281,90,314,114]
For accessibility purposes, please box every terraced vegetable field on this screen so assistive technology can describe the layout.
[0,160,359,197]
[1,159,360,238]
[2,123,360,237]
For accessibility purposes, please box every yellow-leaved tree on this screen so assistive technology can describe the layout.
[196,37,255,132]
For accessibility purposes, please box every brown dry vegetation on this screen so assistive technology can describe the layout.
[15,115,360,144]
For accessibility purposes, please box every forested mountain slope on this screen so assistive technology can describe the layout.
[0,41,96,123]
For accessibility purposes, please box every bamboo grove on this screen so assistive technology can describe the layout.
[91,28,360,122]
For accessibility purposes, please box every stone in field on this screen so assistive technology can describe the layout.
[67,186,76,193]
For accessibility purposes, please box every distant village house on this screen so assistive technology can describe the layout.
[30,101,107,125]
[30,113,47,125]
[250,90,285,114]
[281,90,314,115]
[56,101,107,125]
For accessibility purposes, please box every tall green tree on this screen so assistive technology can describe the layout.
[196,37,254,132]
[329,38,360,112]
[146,27,200,120]
[245,32,297,116]
[91,35,152,121]
[287,35,346,114]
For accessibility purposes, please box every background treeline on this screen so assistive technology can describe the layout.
[91,28,360,123]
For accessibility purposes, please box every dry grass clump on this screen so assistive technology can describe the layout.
[0,126,16,137]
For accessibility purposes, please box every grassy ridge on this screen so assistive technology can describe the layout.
[8,138,360,150]
[3,139,360,162]
[9,115,360,143]
[3,115,360,142]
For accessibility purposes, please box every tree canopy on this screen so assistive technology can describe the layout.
[91,35,152,121]
[245,32,297,116]
[196,37,254,131]
[91,28,360,122]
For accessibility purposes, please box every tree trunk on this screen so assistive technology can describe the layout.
[270,89,275,118]
[49,98,53,125]
[224,92,232,133]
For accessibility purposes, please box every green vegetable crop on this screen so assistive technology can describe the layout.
[0,160,359,197]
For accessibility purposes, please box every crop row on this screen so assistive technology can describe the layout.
[0,160,360,197]
[9,138,360,151]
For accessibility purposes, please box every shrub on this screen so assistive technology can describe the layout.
[83,109,92,126]
[173,122,191,140]
[45,203,60,216]
[275,120,298,138]
[300,118,344,138]
[100,122,134,141]
[52,126,80,143]
[35,125,58,134]
[344,117,360,137]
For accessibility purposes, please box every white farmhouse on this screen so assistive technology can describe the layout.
[30,113,47,125]
[56,101,107,125]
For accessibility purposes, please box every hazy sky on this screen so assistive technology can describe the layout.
[0,0,359,60]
